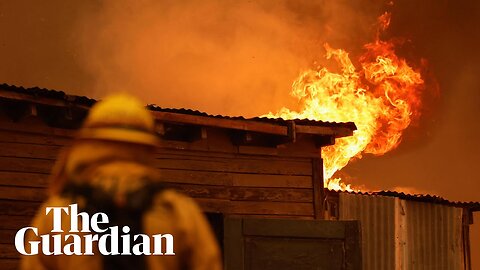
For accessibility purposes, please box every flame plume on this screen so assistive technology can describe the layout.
[266,12,424,191]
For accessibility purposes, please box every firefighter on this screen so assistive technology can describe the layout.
[20,94,222,270]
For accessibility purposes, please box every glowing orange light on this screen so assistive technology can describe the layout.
[266,12,424,191]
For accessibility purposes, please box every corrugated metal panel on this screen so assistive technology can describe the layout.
[335,189,480,210]
[0,83,357,130]
[339,193,397,270]
[339,193,465,270]
[405,201,464,270]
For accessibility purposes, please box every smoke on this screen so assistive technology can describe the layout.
[75,0,384,116]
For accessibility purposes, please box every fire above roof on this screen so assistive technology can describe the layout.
[0,83,357,139]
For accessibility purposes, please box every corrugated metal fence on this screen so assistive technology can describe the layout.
[339,193,465,270]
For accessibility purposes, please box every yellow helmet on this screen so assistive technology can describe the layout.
[77,93,159,146]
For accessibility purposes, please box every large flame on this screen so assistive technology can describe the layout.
[267,13,424,191]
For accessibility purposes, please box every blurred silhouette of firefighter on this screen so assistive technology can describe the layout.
[20,94,222,270]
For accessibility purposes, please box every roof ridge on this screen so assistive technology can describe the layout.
[331,188,480,210]
[0,83,356,129]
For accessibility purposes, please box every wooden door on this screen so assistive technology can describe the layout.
[224,218,361,270]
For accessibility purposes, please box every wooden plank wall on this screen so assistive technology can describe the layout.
[0,115,316,269]
[159,149,314,217]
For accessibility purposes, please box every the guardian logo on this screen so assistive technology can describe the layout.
[15,204,175,256]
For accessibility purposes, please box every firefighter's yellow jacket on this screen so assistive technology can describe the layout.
[20,160,222,270]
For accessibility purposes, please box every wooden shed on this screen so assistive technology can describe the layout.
[0,84,362,269]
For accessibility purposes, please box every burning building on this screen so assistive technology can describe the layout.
[0,84,478,269]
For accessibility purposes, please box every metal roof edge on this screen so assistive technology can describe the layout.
[0,83,357,137]
[330,188,480,211]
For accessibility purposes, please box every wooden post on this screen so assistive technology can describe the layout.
[224,218,244,270]
[312,158,325,220]
[462,209,472,270]
[344,221,363,270]
[394,198,407,270]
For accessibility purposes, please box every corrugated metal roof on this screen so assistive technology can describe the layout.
[0,83,356,131]
[0,83,96,106]
[376,190,480,210]
[333,189,480,211]
[147,104,357,129]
